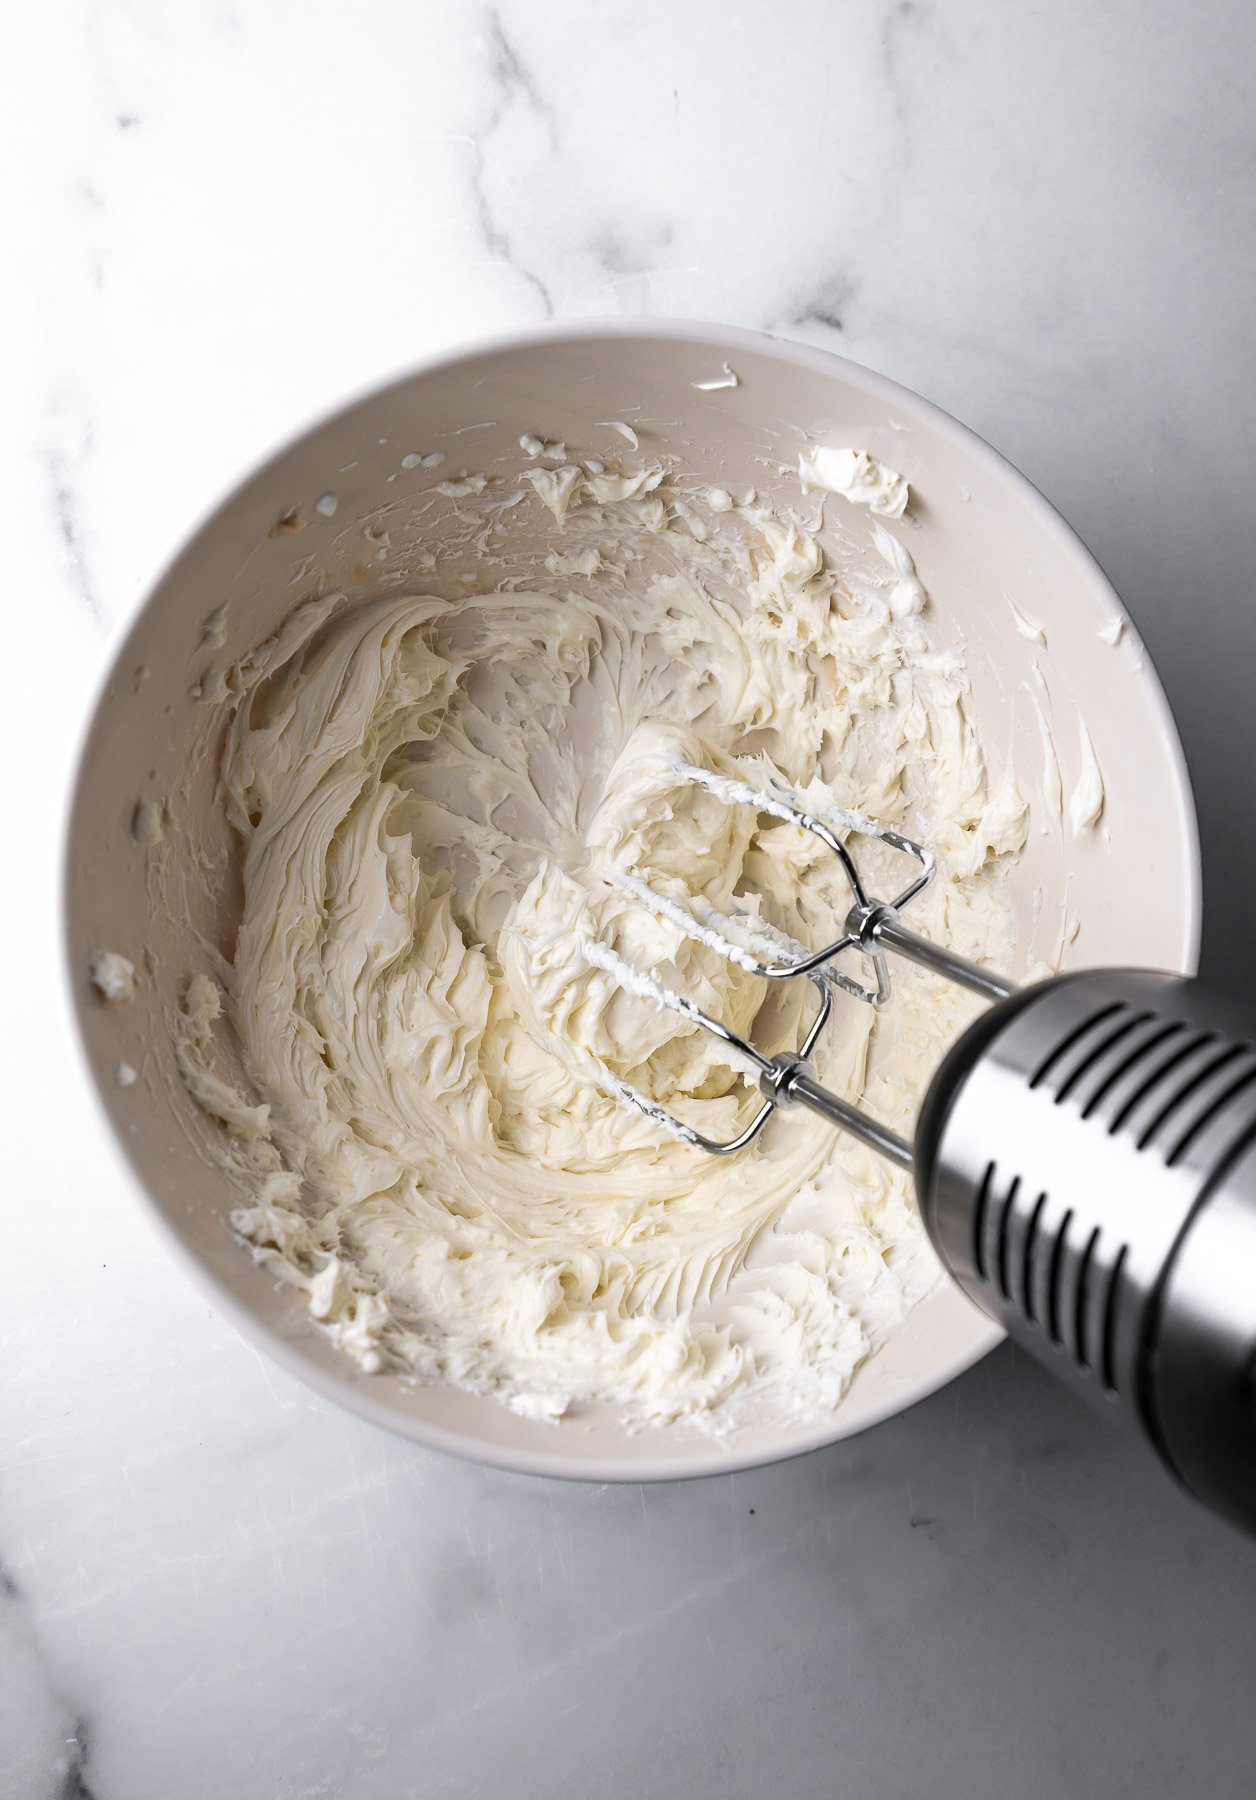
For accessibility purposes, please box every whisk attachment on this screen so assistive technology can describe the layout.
[665,761,937,1005]
[584,761,1014,1156]
[583,936,834,1155]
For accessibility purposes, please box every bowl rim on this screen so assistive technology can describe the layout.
[62,316,1203,1481]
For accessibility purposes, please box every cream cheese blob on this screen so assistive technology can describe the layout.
[798,446,910,518]
[176,459,1028,1431]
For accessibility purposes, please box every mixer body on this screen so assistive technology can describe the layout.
[915,970,1256,1532]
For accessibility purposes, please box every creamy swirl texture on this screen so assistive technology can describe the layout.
[179,461,1027,1429]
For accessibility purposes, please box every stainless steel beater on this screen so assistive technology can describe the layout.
[589,762,1256,1537]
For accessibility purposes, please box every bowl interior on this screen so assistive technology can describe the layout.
[66,324,1199,1478]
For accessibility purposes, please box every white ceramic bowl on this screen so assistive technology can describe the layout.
[65,321,1200,1479]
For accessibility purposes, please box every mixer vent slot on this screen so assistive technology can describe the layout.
[1072,1227,1101,1370]
[1164,1060,1256,1168]
[1000,1193,1126,1390]
[1138,1043,1247,1149]
[1020,1191,1049,1325]
[1109,1030,1216,1136]
[1028,1002,1124,1091]
[994,1176,1020,1301]
[1100,1246,1128,1396]
[972,1161,995,1281]
[1054,1013,1151,1108]
[1080,1021,1186,1120]
[1045,1208,1073,1348]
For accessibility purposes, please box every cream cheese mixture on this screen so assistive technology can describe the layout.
[175,451,1029,1432]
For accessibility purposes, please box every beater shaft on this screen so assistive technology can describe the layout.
[762,1053,914,1170]
[859,908,1016,1006]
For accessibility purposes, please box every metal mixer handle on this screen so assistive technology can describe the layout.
[915,968,1256,1538]
[771,964,1256,1535]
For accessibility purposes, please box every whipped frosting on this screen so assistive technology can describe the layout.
[1068,721,1106,835]
[798,447,910,518]
[1007,597,1047,646]
[130,799,165,847]
[175,456,1029,1432]
[691,363,740,391]
[90,950,137,1005]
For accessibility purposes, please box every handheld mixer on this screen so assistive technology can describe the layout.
[588,762,1256,1535]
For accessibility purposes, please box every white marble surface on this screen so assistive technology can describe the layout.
[7,1,1256,1794]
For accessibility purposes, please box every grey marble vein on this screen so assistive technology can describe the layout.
[45,448,102,624]
[465,5,557,317]
[483,6,559,152]
[787,270,856,337]
[56,1720,97,1800]
[880,0,920,86]
[0,1567,97,1800]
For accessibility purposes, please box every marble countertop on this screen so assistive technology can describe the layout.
[7,1,1256,1794]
